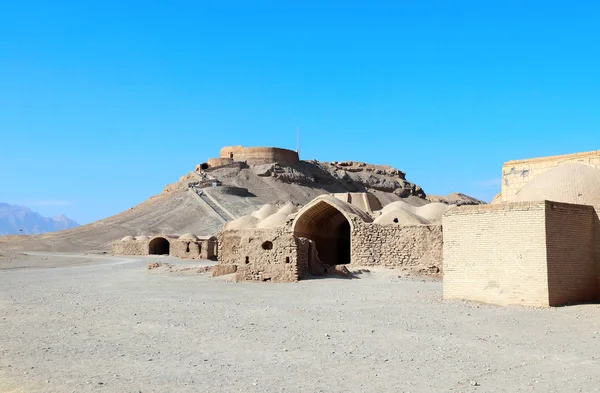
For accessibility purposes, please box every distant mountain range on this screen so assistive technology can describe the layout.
[0,203,79,236]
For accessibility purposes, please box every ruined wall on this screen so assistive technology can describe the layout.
[219,146,299,166]
[112,239,148,255]
[545,202,597,306]
[350,223,443,270]
[443,202,550,306]
[170,240,202,259]
[501,150,600,202]
[216,227,306,282]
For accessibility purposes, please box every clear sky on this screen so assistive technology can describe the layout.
[1,1,600,224]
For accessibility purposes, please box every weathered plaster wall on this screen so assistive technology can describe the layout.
[216,227,306,282]
[501,150,600,202]
[351,223,443,270]
[219,146,299,166]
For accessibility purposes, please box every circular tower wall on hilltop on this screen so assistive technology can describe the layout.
[219,146,299,165]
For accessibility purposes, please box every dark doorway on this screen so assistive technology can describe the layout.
[293,201,352,265]
[149,237,170,255]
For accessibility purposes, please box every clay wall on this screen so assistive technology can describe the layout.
[501,150,600,202]
[443,201,600,306]
[350,222,443,270]
[112,237,216,260]
[219,145,299,165]
[112,239,148,256]
[216,227,306,282]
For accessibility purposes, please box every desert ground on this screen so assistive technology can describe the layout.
[1,252,599,393]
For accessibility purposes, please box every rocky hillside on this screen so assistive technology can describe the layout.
[0,203,79,236]
[0,159,484,252]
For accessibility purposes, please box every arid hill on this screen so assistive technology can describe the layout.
[0,159,484,252]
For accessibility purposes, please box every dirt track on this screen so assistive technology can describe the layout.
[1,253,599,392]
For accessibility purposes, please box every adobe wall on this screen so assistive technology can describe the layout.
[215,227,307,282]
[501,150,600,202]
[112,237,216,260]
[350,223,443,271]
[545,202,597,306]
[219,145,299,165]
[112,239,148,255]
[170,239,216,260]
[443,202,550,306]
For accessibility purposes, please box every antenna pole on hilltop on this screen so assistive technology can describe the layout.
[296,126,300,157]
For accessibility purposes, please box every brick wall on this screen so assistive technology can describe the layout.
[502,150,600,202]
[545,202,597,305]
[351,223,443,270]
[443,202,550,306]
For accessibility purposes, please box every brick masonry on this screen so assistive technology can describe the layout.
[443,201,600,306]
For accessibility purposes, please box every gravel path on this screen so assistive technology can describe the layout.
[0,253,599,392]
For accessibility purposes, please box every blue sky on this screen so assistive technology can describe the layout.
[1,1,600,224]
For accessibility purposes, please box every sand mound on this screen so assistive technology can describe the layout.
[224,215,259,230]
[374,208,430,225]
[251,204,279,220]
[121,236,136,242]
[278,202,298,215]
[514,163,600,205]
[255,212,290,229]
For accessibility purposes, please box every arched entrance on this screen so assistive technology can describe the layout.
[149,237,170,255]
[293,200,352,265]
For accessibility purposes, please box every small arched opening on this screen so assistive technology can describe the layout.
[293,201,352,265]
[149,237,170,255]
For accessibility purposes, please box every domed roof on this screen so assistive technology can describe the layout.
[135,236,150,241]
[415,203,454,223]
[121,236,136,241]
[224,215,259,230]
[179,233,199,241]
[514,163,600,205]
[251,204,279,220]
[256,212,290,229]
[381,200,417,214]
[278,202,298,215]
[373,208,430,226]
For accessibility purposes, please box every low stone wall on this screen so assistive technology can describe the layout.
[351,223,443,271]
[216,227,307,282]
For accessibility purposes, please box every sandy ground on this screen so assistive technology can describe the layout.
[0,253,599,393]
